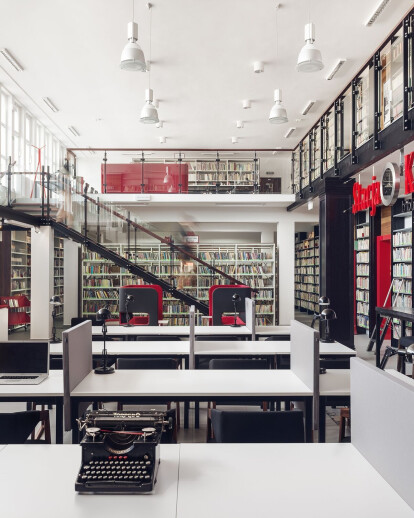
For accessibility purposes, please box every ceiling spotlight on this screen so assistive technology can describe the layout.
[301,100,315,115]
[326,59,346,80]
[236,120,244,129]
[0,49,23,72]
[297,23,324,72]
[68,126,80,137]
[42,97,59,113]
[365,0,391,26]
[269,89,288,124]
[140,88,159,124]
[242,100,251,109]
[159,136,166,144]
[156,120,163,128]
[231,137,238,144]
[284,127,296,138]
[253,61,264,73]
[120,0,146,74]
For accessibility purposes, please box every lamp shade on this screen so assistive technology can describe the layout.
[269,103,288,124]
[320,308,337,321]
[318,296,330,306]
[297,42,324,72]
[49,295,62,305]
[96,307,111,322]
[232,293,241,302]
[126,294,135,302]
[120,41,146,71]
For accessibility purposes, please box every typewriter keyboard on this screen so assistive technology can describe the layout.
[77,454,153,483]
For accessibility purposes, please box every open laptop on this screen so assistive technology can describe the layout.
[0,341,49,385]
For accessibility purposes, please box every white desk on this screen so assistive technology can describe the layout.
[92,325,252,338]
[255,325,291,337]
[319,369,350,443]
[176,443,413,518]
[0,370,64,443]
[0,445,179,518]
[70,369,313,442]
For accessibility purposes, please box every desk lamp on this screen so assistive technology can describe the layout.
[123,294,135,327]
[231,293,241,327]
[311,296,331,328]
[319,308,337,343]
[95,306,115,375]
[49,295,62,343]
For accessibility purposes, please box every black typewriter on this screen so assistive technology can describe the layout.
[75,410,170,494]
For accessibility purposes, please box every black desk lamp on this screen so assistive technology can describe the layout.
[95,306,115,375]
[231,293,241,327]
[319,308,337,343]
[311,296,331,328]
[123,294,135,327]
[49,295,62,344]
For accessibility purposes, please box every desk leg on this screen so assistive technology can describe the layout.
[376,312,381,368]
[184,402,189,429]
[71,401,79,444]
[318,396,326,443]
[195,402,199,428]
[55,399,63,444]
[305,397,313,442]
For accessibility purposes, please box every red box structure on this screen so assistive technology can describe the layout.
[101,163,189,194]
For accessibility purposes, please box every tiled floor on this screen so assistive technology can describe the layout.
[3,315,402,444]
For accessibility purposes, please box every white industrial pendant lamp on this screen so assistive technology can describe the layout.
[297,22,324,72]
[140,4,159,124]
[269,89,288,124]
[120,1,146,71]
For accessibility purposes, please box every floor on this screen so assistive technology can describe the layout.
[2,314,399,444]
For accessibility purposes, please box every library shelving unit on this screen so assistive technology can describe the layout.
[187,159,256,193]
[54,236,64,317]
[10,230,31,329]
[294,227,320,313]
[354,210,380,335]
[391,198,413,346]
[81,243,277,326]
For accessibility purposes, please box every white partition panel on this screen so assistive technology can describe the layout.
[189,306,195,370]
[0,307,8,341]
[351,358,414,510]
[245,298,255,340]
[290,319,319,428]
[62,320,93,431]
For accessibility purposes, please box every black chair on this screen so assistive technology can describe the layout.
[116,357,180,433]
[0,410,51,444]
[211,409,305,443]
[71,317,97,327]
[195,336,243,369]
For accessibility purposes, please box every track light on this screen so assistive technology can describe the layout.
[269,89,288,124]
[231,137,238,144]
[236,121,244,129]
[42,97,59,113]
[297,23,324,73]
[68,126,80,137]
[253,61,264,73]
[326,59,346,80]
[159,136,166,144]
[284,127,296,138]
[0,49,23,72]
[242,100,251,109]
[120,17,146,71]
[301,100,315,116]
[140,88,159,124]
[365,0,391,26]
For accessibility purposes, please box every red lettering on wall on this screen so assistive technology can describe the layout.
[352,176,381,217]
[405,152,414,195]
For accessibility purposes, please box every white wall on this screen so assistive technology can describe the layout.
[63,240,80,326]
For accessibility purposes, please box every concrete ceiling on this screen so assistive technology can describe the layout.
[0,0,412,153]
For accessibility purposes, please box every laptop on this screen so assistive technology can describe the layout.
[0,341,49,385]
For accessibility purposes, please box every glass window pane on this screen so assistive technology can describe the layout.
[324,108,335,171]
[311,125,320,182]
[301,140,309,188]
[1,94,7,125]
[356,66,374,148]
[340,87,352,161]
[380,28,403,130]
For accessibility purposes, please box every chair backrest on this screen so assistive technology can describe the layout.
[116,357,178,370]
[119,285,163,325]
[71,316,96,326]
[265,335,290,342]
[209,285,251,326]
[211,409,305,443]
[135,336,182,341]
[0,410,51,444]
[209,358,268,370]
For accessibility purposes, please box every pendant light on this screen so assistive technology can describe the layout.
[269,89,288,124]
[140,4,159,124]
[297,22,323,72]
[120,0,146,71]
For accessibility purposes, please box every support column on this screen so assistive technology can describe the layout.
[277,219,295,325]
[63,239,80,326]
[319,178,354,348]
[30,226,54,339]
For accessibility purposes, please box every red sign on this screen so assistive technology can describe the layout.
[404,152,414,195]
[352,176,381,216]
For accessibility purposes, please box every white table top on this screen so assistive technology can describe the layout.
[255,325,291,335]
[51,340,355,357]
[319,369,350,396]
[176,443,413,518]
[0,445,179,518]
[0,370,63,397]
[71,369,313,398]
[92,325,252,337]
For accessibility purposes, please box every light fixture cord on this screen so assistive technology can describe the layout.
[148,4,152,89]
[132,0,135,22]
[275,5,279,59]
[308,0,311,24]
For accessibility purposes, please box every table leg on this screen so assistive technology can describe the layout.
[318,396,326,443]
[71,401,79,444]
[184,401,189,429]
[376,312,381,368]
[195,401,199,428]
[305,397,313,442]
[55,399,63,444]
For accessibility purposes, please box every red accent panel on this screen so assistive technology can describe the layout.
[377,235,392,339]
[102,163,189,193]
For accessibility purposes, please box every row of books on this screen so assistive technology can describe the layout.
[356,277,369,290]
[357,314,369,329]
[357,301,369,316]
[11,280,29,291]
[83,265,121,274]
[356,226,369,239]
[356,264,369,276]
[83,289,119,299]
[356,289,369,302]
[297,249,316,258]
[357,239,369,251]
[393,248,412,262]
[391,294,412,308]
[393,231,412,246]
[296,267,316,275]
[393,279,412,293]
[356,252,369,263]
[393,263,412,277]
[83,302,119,314]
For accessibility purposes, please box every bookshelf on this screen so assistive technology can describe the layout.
[54,236,64,317]
[187,159,256,192]
[355,220,370,331]
[391,199,413,345]
[10,230,31,329]
[294,227,320,313]
[82,243,277,326]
